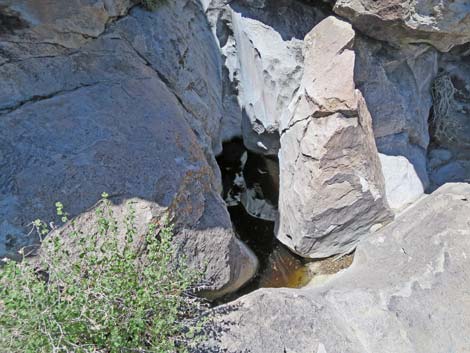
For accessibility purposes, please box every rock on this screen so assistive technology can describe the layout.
[276,17,392,258]
[334,0,470,52]
[378,154,425,210]
[0,0,258,298]
[231,10,303,155]
[428,148,453,170]
[112,1,225,158]
[354,37,438,209]
[206,0,328,155]
[355,39,437,152]
[239,151,279,221]
[0,0,133,48]
[204,183,470,353]
[375,134,430,211]
[430,161,470,187]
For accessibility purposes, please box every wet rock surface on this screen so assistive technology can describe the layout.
[216,139,312,300]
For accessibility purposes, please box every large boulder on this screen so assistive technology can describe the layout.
[276,17,392,258]
[354,38,438,209]
[334,0,470,52]
[0,0,258,298]
[204,183,470,352]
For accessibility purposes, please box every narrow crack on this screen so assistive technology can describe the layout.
[0,81,107,115]
[104,3,141,32]
[118,35,199,118]
[0,51,80,69]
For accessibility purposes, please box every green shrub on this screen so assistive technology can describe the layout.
[0,195,205,353]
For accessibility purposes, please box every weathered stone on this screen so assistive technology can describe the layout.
[354,37,438,209]
[204,183,470,353]
[113,2,225,158]
[0,0,258,298]
[0,0,133,48]
[378,153,425,210]
[206,0,327,155]
[276,17,392,258]
[232,11,303,155]
[355,39,437,151]
[334,0,470,52]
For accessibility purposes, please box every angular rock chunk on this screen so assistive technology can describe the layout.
[277,17,392,258]
[206,183,470,353]
[334,0,470,52]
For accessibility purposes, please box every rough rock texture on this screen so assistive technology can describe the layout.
[0,0,133,48]
[112,0,225,159]
[205,0,328,155]
[204,183,470,353]
[276,17,392,258]
[0,0,258,298]
[428,45,470,189]
[354,38,438,210]
[334,0,470,52]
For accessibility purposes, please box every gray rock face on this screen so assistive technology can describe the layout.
[0,0,133,48]
[206,0,327,155]
[233,11,302,155]
[355,39,437,152]
[112,0,225,158]
[334,0,470,52]
[205,183,470,353]
[276,17,392,258]
[0,0,258,298]
[354,38,438,210]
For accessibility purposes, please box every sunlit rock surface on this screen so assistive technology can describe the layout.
[0,0,258,298]
[277,17,392,258]
[334,0,470,52]
[204,183,470,353]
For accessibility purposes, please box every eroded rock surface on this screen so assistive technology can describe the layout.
[277,17,392,258]
[0,0,257,298]
[354,38,438,209]
[334,0,470,52]
[205,0,328,155]
[0,0,133,48]
[205,183,470,353]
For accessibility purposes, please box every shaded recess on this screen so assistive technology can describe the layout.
[216,139,312,302]
[0,7,28,34]
[427,48,470,190]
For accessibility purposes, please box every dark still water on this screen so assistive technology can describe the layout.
[216,139,312,302]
